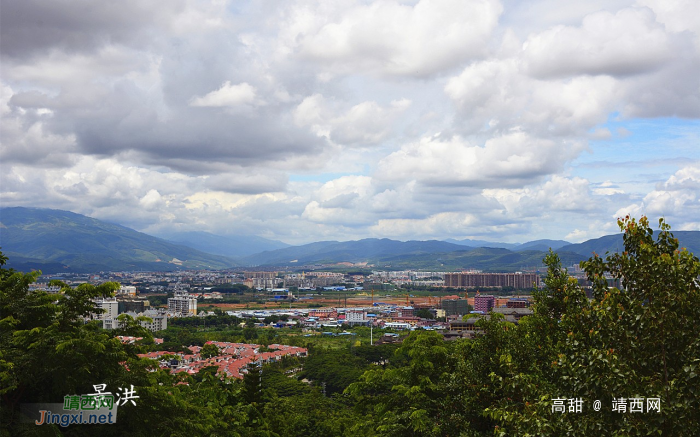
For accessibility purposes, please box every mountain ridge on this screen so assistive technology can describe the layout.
[2,207,700,273]
[0,207,237,273]
[155,231,290,258]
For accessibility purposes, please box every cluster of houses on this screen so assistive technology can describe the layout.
[130,339,307,379]
[114,295,535,377]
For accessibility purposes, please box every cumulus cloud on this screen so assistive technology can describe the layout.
[0,3,328,175]
[522,8,675,78]
[1,83,79,167]
[370,212,481,239]
[592,181,625,196]
[0,0,184,59]
[294,94,411,145]
[204,171,288,194]
[283,0,502,78]
[190,82,259,107]
[376,133,584,188]
[301,176,376,226]
[615,163,700,230]
[638,0,700,46]
[483,175,598,216]
[445,58,620,136]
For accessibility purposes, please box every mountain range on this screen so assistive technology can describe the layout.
[155,231,290,258]
[241,239,466,266]
[2,207,700,273]
[443,238,571,251]
[0,207,237,273]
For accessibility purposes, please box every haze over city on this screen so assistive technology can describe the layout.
[2,0,699,245]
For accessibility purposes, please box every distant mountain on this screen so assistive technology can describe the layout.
[155,231,289,258]
[242,239,466,266]
[375,247,587,272]
[560,231,700,258]
[0,207,237,273]
[559,234,625,257]
[443,238,571,252]
[241,238,584,271]
[3,207,698,273]
[242,229,700,270]
[443,238,518,249]
[515,239,571,252]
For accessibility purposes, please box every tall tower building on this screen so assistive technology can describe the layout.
[168,291,198,316]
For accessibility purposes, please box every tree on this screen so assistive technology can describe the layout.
[115,313,154,339]
[347,330,455,436]
[414,308,433,319]
[200,343,220,359]
[0,251,250,436]
[344,217,700,436]
[300,347,368,396]
[243,363,263,404]
[486,216,700,436]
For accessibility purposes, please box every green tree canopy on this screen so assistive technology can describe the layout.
[486,216,700,436]
[200,343,220,359]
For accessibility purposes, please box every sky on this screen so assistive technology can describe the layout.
[1,0,699,245]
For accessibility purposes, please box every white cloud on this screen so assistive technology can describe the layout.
[370,212,480,239]
[564,219,620,242]
[614,163,700,230]
[139,189,164,209]
[190,81,258,107]
[483,175,597,216]
[0,83,79,167]
[523,7,674,78]
[204,172,288,194]
[377,132,584,188]
[638,0,700,48]
[301,176,376,225]
[284,0,502,77]
[445,58,619,136]
[293,94,411,145]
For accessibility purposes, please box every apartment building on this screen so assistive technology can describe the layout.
[168,291,198,316]
[345,310,369,326]
[104,309,168,332]
[441,299,471,317]
[444,272,540,289]
[93,298,119,320]
[473,295,496,313]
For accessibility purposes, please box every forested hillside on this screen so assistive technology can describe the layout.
[0,207,237,272]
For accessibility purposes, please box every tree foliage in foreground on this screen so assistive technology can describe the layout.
[482,216,700,436]
[347,216,700,436]
[0,253,250,436]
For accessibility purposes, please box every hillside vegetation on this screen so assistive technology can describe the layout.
[0,207,236,272]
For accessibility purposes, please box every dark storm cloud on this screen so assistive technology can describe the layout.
[70,105,327,173]
[1,0,328,174]
[0,0,184,59]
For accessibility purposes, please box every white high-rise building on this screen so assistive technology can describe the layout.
[94,298,119,320]
[168,291,197,316]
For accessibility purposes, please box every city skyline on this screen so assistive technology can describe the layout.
[1,0,699,245]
